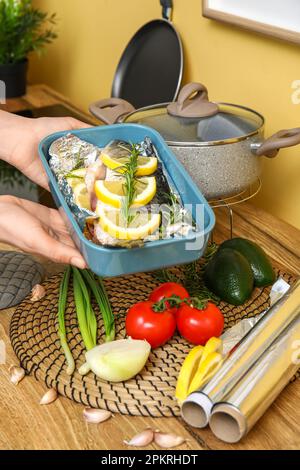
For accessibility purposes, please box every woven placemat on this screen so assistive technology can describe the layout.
[10,269,298,418]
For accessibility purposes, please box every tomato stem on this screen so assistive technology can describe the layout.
[188,297,210,310]
[152,295,182,312]
[153,295,211,312]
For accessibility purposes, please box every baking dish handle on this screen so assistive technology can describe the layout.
[254,128,300,158]
[89,98,135,124]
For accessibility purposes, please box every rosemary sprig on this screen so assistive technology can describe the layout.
[154,243,219,304]
[120,143,141,226]
[155,269,180,284]
[63,154,85,178]
[64,173,84,180]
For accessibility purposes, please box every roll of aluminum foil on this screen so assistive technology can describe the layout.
[181,278,300,428]
[209,311,300,443]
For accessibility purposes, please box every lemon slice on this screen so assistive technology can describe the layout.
[175,346,204,404]
[73,182,91,210]
[101,152,158,176]
[96,205,161,240]
[188,352,223,395]
[199,337,223,367]
[94,177,156,209]
[66,168,87,190]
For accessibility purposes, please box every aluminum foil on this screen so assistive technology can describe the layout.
[210,281,300,443]
[221,278,290,355]
[57,178,93,231]
[49,134,195,246]
[182,278,299,428]
[49,133,100,178]
[49,134,102,229]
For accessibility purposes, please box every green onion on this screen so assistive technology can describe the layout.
[58,266,75,375]
[60,267,115,377]
[72,267,97,351]
[81,270,115,342]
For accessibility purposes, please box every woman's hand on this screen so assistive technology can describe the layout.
[0,111,91,190]
[0,196,86,268]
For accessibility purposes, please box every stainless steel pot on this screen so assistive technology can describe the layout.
[90,83,300,200]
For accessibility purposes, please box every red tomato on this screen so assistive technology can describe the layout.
[149,282,189,314]
[126,301,177,349]
[176,302,224,346]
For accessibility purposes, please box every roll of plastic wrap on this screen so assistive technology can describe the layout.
[181,278,300,428]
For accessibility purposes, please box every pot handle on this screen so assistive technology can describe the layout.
[167,82,219,118]
[255,127,300,158]
[160,0,173,20]
[89,98,135,124]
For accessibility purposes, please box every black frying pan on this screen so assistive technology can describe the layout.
[110,0,183,109]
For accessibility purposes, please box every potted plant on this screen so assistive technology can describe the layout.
[0,0,57,98]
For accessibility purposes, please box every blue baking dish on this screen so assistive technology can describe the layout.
[39,124,215,277]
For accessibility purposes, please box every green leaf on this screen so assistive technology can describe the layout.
[0,0,57,64]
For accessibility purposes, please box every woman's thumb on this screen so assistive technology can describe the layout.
[39,232,86,269]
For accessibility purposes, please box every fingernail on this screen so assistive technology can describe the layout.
[71,257,86,269]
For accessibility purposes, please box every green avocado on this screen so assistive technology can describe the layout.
[204,248,254,306]
[219,238,276,287]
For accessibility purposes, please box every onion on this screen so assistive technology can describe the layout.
[85,338,151,382]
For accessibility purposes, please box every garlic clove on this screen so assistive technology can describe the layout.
[9,366,25,385]
[83,408,112,424]
[31,284,46,302]
[39,388,58,405]
[124,429,154,447]
[154,432,186,449]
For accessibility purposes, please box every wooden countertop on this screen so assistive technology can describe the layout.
[0,85,299,450]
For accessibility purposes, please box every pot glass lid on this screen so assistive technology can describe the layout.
[125,103,264,145]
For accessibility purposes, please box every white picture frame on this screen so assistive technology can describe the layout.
[202,0,300,45]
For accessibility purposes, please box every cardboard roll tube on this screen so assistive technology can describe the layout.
[209,314,300,443]
[182,278,300,429]
[181,392,213,428]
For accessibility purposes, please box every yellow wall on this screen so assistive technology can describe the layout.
[30,0,300,229]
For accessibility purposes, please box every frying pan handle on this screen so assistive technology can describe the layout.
[167,82,219,118]
[254,128,300,158]
[89,98,135,124]
[160,0,173,20]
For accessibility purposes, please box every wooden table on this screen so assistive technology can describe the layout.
[0,85,299,450]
